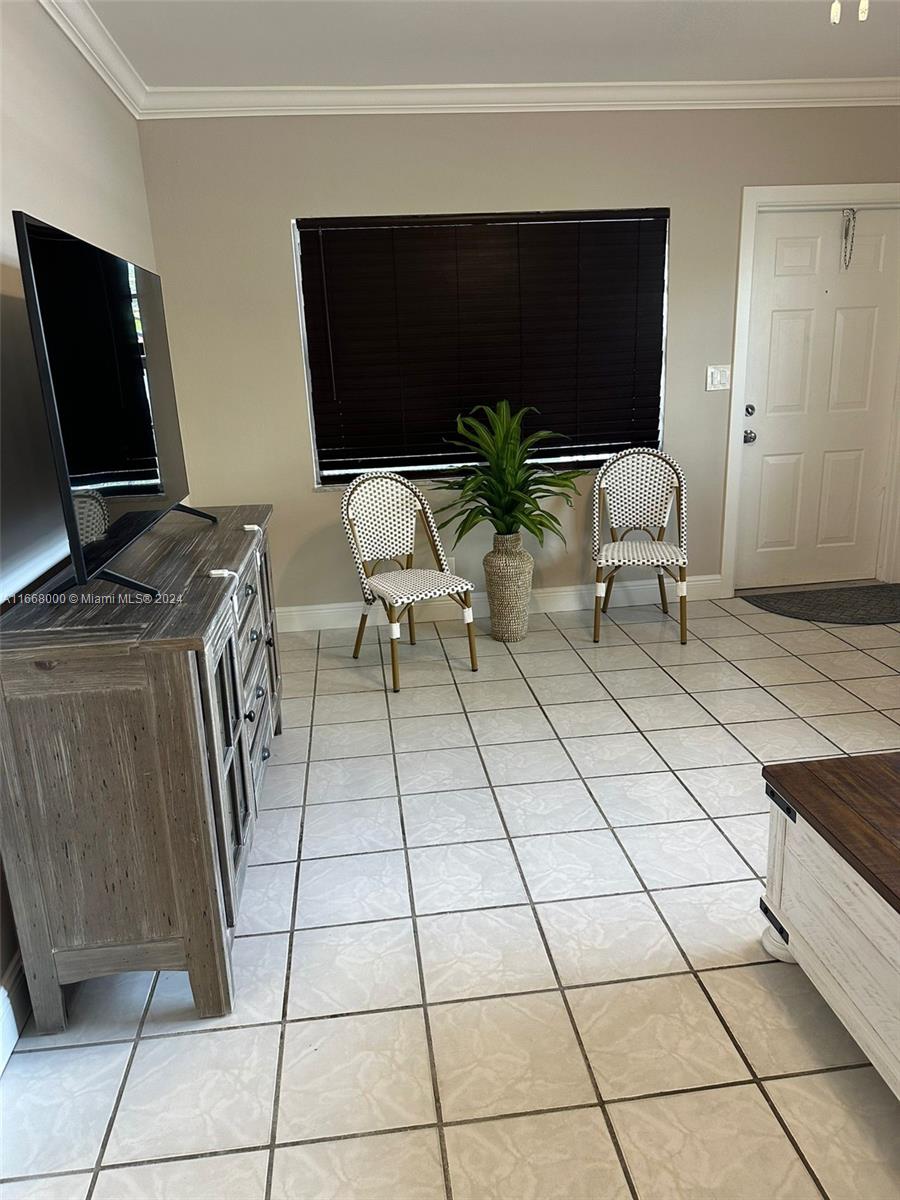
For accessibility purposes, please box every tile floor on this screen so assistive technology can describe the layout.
[3,599,900,1199]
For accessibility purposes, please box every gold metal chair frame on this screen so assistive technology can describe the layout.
[348,508,478,692]
[593,483,688,645]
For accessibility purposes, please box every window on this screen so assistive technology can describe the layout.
[296,209,668,485]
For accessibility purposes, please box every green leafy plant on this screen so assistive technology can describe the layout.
[434,401,582,546]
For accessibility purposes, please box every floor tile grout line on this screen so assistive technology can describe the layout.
[263,627,321,1200]
[431,623,642,1200]
[84,972,161,1198]
[380,619,456,1200]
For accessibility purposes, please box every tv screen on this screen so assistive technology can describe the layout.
[13,212,190,586]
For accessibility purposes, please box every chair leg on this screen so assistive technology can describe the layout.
[387,604,401,692]
[602,571,615,613]
[352,610,368,658]
[593,569,604,642]
[657,569,669,614]
[463,590,478,672]
[408,603,416,645]
[678,567,688,645]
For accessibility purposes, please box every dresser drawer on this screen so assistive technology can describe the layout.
[238,596,265,681]
[235,554,262,630]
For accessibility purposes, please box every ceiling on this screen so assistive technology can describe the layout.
[41,0,900,117]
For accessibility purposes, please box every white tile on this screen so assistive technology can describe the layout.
[295,851,410,928]
[544,700,636,737]
[392,713,474,752]
[1,1176,92,1200]
[266,728,309,766]
[390,661,455,689]
[716,813,769,875]
[666,662,756,692]
[561,622,635,648]
[277,1009,435,1140]
[694,688,795,724]
[733,656,827,687]
[315,666,385,695]
[767,681,871,717]
[800,650,893,680]
[866,646,900,670]
[302,796,403,858]
[537,892,683,986]
[16,973,152,1051]
[280,648,318,673]
[0,1044,129,1176]
[313,691,388,725]
[250,805,302,865]
[94,1151,268,1199]
[643,641,723,666]
[839,674,900,710]
[495,779,605,836]
[396,747,488,793]
[272,1130,445,1200]
[408,841,526,913]
[806,710,900,748]
[310,720,392,761]
[577,646,654,672]
[703,962,866,1075]
[527,674,611,704]
[236,863,296,935]
[452,654,519,681]
[609,604,669,625]
[514,829,640,901]
[306,754,396,803]
[481,740,577,786]
[317,645,380,671]
[564,733,666,777]
[738,612,816,634]
[468,706,556,745]
[617,819,752,888]
[596,667,684,698]
[829,624,900,649]
[516,649,589,677]
[569,974,749,1099]
[259,764,304,810]
[282,671,317,699]
[654,880,772,969]
[429,992,594,1121]
[589,771,704,826]
[281,697,313,727]
[713,597,763,616]
[766,1068,900,1200]
[105,1025,279,1163]
[402,788,504,846]
[457,679,536,711]
[704,635,790,661]
[146,934,288,1034]
[725,718,840,763]
[507,630,572,654]
[417,906,555,1002]
[444,1108,630,1200]
[675,764,768,816]
[687,616,756,639]
[769,629,854,655]
[611,1085,820,1200]
[279,630,318,651]
[618,693,715,731]
[288,920,420,1018]
[645,725,754,770]
[623,621,692,645]
[387,684,462,718]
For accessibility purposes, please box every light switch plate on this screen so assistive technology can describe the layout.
[706,364,731,391]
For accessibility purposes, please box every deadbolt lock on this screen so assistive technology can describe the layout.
[745,404,756,417]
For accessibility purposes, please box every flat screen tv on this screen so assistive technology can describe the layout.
[13,212,207,596]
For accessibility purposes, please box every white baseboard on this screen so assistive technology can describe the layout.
[278,575,727,631]
[0,953,30,1074]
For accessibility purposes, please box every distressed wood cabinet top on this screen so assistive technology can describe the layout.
[0,505,272,653]
[763,752,900,914]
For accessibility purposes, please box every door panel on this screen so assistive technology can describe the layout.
[736,207,900,588]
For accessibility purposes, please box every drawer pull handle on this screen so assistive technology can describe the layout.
[249,628,261,643]
[245,708,256,723]
[266,634,275,648]
[261,746,271,762]
[255,684,266,699]
[244,582,257,598]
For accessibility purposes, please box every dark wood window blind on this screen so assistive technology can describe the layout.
[296,209,668,484]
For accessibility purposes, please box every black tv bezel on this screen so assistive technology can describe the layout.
[13,210,189,587]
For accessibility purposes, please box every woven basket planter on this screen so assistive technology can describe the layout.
[483,532,534,642]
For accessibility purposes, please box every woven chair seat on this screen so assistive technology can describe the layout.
[368,568,474,606]
[597,540,687,568]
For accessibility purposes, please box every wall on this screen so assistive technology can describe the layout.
[138,106,899,611]
[0,0,156,1059]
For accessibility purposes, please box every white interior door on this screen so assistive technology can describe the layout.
[735,206,900,589]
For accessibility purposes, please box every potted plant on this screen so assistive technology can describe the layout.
[435,401,582,642]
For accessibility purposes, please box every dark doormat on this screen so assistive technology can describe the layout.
[744,584,900,625]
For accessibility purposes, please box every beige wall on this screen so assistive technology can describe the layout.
[0,0,155,1004]
[138,107,899,609]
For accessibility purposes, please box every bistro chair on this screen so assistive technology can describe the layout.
[591,447,689,644]
[341,472,478,691]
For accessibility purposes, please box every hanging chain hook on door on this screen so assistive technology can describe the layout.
[841,208,857,270]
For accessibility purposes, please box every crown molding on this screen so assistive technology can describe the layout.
[38,2,900,120]
[38,0,146,117]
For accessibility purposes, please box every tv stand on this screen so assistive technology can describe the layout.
[95,568,161,598]
[173,502,218,523]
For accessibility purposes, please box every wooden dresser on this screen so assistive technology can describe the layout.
[762,753,899,1098]
[0,505,282,1033]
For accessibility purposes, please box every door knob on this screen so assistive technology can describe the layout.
[744,429,757,444]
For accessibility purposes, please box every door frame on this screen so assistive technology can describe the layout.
[721,182,900,594]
